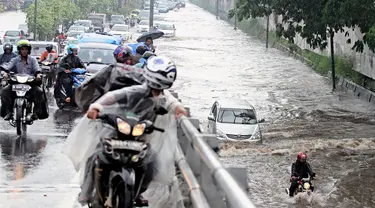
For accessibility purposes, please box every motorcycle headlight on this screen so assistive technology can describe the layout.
[16,76,29,83]
[303,182,310,190]
[132,123,146,136]
[117,118,131,135]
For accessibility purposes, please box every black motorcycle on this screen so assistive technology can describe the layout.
[87,98,167,208]
[9,73,36,137]
[39,53,58,91]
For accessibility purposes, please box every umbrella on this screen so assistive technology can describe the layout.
[136,30,164,42]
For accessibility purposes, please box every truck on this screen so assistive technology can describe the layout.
[88,13,107,32]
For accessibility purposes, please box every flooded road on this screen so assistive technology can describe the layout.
[0,4,375,208]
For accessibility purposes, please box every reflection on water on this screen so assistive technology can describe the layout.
[0,134,47,181]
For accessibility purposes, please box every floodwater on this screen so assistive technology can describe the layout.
[0,3,375,207]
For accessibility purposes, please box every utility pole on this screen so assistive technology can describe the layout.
[33,0,37,40]
[234,0,237,30]
[265,15,269,49]
[330,31,336,90]
[216,0,219,19]
[149,0,154,32]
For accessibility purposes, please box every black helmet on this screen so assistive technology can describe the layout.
[136,45,148,55]
[17,40,32,55]
[3,43,13,52]
[46,44,53,52]
[142,51,156,60]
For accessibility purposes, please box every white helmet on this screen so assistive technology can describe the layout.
[143,56,177,90]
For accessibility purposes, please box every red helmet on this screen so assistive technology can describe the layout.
[297,152,307,162]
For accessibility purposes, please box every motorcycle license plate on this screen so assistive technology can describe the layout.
[75,74,86,79]
[109,140,146,152]
[12,84,31,91]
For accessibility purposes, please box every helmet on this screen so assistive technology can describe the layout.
[3,43,13,52]
[113,46,132,63]
[67,44,79,55]
[46,44,53,52]
[17,39,32,54]
[297,152,307,162]
[143,56,177,90]
[142,51,156,60]
[136,45,148,55]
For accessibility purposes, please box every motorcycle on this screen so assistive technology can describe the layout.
[286,177,314,197]
[39,53,58,90]
[9,73,36,137]
[55,67,87,109]
[87,98,167,208]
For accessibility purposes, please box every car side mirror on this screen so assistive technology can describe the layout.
[258,118,265,123]
[207,116,215,121]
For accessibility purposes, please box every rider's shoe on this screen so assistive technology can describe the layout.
[134,194,148,207]
[4,113,13,121]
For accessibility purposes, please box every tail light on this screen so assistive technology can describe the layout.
[20,34,22,38]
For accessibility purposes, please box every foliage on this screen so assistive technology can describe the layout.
[229,0,375,53]
[26,0,80,40]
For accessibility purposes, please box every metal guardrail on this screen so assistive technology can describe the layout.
[170,91,256,208]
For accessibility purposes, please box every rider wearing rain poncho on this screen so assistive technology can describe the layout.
[70,56,187,207]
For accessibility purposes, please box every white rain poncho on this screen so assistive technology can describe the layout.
[62,83,185,208]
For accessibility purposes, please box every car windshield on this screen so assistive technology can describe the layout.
[30,44,57,56]
[158,24,173,30]
[139,21,149,25]
[75,21,90,27]
[112,16,124,20]
[5,31,20,36]
[131,11,139,15]
[70,26,85,31]
[217,109,257,124]
[78,48,115,65]
[112,25,128,31]
[68,32,83,38]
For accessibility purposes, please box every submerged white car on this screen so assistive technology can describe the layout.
[207,99,265,141]
[154,21,176,37]
[137,20,149,32]
[108,24,131,40]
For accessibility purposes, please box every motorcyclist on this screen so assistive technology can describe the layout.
[143,37,155,53]
[82,56,187,206]
[0,40,48,121]
[54,44,85,104]
[56,32,66,40]
[137,51,156,67]
[288,152,316,197]
[132,44,148,64]
[40,44,58,63]
[75,45,145,113]
[0,43,17,65]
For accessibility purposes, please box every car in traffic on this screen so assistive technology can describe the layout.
[108,24,131,40]
[154,21,176,37]
[207,99,265,142]
[77,42,117,76]
[3,30,26,44]
[67,30,84,39]
[138,10,150,21]
[158,4,169,13]
[68,25,86,33]
[0,44,18,53]
[137,20,149,33]
[110,15,126,28]
[29,41,60,61]
[18,24,29,37]
[73,20,93,32]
